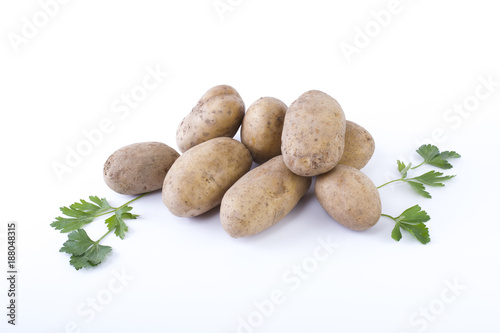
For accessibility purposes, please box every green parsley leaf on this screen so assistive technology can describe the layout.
[407,181,432,198]
[69,245,112,270]
[399,205,430,224]
[412,171,455,187]
[391,223,403,241]
[439,150,461,160]
[60,229,94,255]
[416,144,440,161]
[416,144,461,169]
[397,160,411,178]
[105,205,139,240]
[51,196,113,233]
[59,229,113,270]
[384,205,431,244]
[400,223,430,244]
[53,194,146,271]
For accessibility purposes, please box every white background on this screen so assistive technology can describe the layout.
[1,0,499,332]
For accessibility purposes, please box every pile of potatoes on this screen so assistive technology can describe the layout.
[103,85,381,238]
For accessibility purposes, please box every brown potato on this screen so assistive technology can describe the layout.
[104,142,180,195]
[176,85,245,153]
[281,90,346,177]
[315,164,381,231]
[163,137,252,217]
[338,120,375,169]
[220,155,311,238]
[241,97,287,164]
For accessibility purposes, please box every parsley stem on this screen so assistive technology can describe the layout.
[100,193,148,212]
[94,209,117,218]
[94,194,147,244]
[377,178,404,189]
[411,161,425,169]
[380,213,398,223]
[117,193,147,210]
[92,194,147,246]
[95,229,113,244]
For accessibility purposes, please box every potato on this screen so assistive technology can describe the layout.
[338,120,375,169]
[281,90,346,177]
[176,85,245,153]
[240,97,287,164]
[163,137,252,217]
[220,155,311,238]
[315,164,381,231]
[104,142,180,195]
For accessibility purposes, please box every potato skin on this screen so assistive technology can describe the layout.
[338,121,375,170]
[315,164,381,231]
[176,85,245,153]
[220,155,311,238]
[241,97,287,164]
[163,137,252,217]
[104,142,180,195]
[281,90,346,177]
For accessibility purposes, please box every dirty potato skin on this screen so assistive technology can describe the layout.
[315,164,381,231]
[103,142,180,195]
[163,137,252,217]
[220,155,311,238]
[241,97,287,164]
[281,90,346,177]
[176,85,245,153]
[338,120,375,170]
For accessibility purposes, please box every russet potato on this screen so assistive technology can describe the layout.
[281,90,346,177]
[163,137,252,217]
[176,85,245,153]
[104,142,179,195]
[220,155,311,238]
[241,97,287,164]
[315,164,381,231]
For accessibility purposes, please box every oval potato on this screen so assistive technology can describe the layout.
[281,90,346,177]
[176,85,245,153]
[315,164,381,231]
[241,97,287,164]
[104,142,180,195]
[163,137,252,217]
[338,120,375,169]
[221,155,311,238]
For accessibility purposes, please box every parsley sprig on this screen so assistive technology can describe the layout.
[377,144,460,198]
[52,194,145,270]
[378,144,460,244]
[381,205,431,244]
